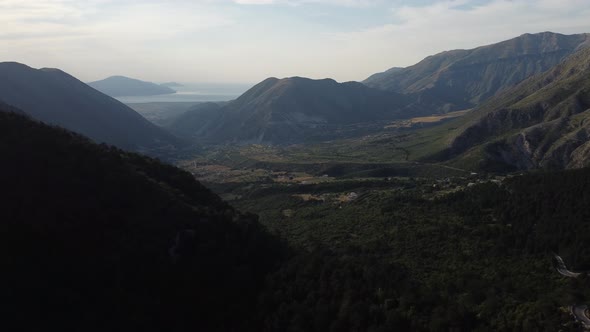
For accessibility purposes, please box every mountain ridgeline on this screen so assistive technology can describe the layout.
[435,45,590,171]
[163,32,590,147]
[365,32,590,112]
[166,77,430,144]
[0,62,181,151]
[88,75,176,97]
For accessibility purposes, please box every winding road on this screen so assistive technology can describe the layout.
[554,254,583,278]
[554,254,590,328]
[571,305,590,328]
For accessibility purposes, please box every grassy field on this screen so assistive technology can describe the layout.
[174,110,478,195]
[385,109,472,128]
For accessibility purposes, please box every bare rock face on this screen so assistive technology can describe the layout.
[569,139,590,168]
[474,115,590,171]
[444,46,590,171]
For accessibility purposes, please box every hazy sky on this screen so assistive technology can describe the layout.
[1,0,590,84]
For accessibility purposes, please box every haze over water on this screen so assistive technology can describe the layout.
[116,82,252,103]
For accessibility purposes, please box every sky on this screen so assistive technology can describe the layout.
[1,0,590,84]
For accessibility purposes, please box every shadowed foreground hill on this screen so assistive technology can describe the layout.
[0,62,181,151]
[0,108,283,331]
[365,32,589,112]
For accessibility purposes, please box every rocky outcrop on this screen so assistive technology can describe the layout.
[444,46,590,171]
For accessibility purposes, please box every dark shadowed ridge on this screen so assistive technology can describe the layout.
[0,100,25,115]
[88,75,176,97]
[166,102,225,138]
[0,62,182,151]
[0,105,284,331]
[365,32,590,112]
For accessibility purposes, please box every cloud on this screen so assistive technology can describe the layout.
[232,0,381,6]
[0,0,238,80]
[326,0,590,80]
[234,0,276,4]
[0,0,589,83]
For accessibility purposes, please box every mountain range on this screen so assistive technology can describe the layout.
[166,32,590,147]
[365,32,590,112]
[442,46,590,171]
[0,62,181,151]
[3,31,590,169]
[7,68,590,332]
[167,77,431,144]
[88,75,176,97]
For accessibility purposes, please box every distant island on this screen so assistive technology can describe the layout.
[0,63,181,150]
[160,82,184,88]
[88,76,176,97]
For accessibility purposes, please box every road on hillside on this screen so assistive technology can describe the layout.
[554,254,590,328]
[571,305,590,328]
[554,254,582,278]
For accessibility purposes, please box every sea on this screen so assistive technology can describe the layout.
[115,82,252,103]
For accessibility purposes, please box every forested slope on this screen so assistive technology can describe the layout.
[0,107,283,331]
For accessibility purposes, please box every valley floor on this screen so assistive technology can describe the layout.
[175,141,590,331]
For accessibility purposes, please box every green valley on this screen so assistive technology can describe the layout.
[4,23,590,332]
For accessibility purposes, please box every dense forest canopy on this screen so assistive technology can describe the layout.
[4,104,590,330]
[0,108,284,331]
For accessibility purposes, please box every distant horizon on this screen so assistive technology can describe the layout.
[88,77,258,87]
[7,28,590,87]
[113,81,253,103]
[2,0,590,83]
